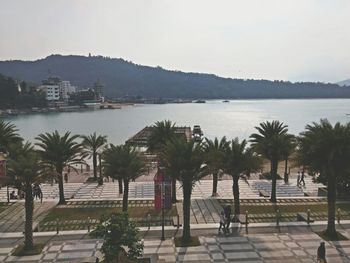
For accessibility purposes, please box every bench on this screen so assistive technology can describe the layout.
[259,190,270,198]
[297,212,314,223]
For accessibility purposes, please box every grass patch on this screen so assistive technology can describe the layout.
[316,231,349,241]
[40,206,178,230]
[12,244,45,256]
[43,206,177,222]
[238,203,350,215]
[240,204,328,214]
[174,236,201,247]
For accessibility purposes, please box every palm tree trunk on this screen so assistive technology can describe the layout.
[98,154,103,185]
[93,152,97,180]
[171,177,177,203]
[118,178,123,194]
[284,158,289,183]
[270,160,278,203]
[57,169,66,205]
[24,181,34,250]
[182,179,192,243]
[212,172,218,197]
[325,173,337,237]
[122,179,129,212]
[232,175,240,218]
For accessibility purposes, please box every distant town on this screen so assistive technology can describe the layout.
[0,74,201,117]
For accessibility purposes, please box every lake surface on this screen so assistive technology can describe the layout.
[4,99,350,144]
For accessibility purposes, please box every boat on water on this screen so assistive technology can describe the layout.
[222,100,229,103]
[194,100,206,103]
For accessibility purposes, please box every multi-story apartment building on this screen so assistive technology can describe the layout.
[41,85,60,101]
[39,77,77,102]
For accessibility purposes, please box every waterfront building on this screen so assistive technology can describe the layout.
[59,80,77,101]
[39,76,77,102]
[41,84,60,101]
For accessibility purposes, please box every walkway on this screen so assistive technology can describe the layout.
[0,176,324,202]
[0,201,56,232]
[0,231,350,262]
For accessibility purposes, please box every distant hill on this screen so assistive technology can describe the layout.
[0,54,350,99]
[338,79,350,87]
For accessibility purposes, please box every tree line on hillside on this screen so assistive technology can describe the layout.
[1,117,350,258]
[1,54,350,99]
[0,74,46,109]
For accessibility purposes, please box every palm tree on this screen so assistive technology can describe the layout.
[298,119,350,238]
[148,120,178,203]
[162,137,207,243]
[36,131,82,205]
[103,144,145,212]
[281,135,296,183]
[81,133,107,184]
[250,120,293,202]
[223,138,261,218]
[0,120,22,153]
[7,142,42,251]
[148,120,176,152]
[203,137,230,196]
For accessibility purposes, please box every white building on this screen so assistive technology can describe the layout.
[41,85,60,101]
[59,81,77,101]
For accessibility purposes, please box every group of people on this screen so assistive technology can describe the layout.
[219,205,232,234]
[9,183,43,202]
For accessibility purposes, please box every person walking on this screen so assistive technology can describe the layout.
[297,171,301,187]
[224,205,232,232]
[317,242,327,263]
[300,169,306,187]
[218,211,226,234]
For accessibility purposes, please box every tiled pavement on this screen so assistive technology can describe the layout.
[0,201,56,232]
[1,232,350,262]
[0,176,324,202]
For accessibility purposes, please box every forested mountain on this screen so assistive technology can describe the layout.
[338,79,350,87]
[0,54,349,99]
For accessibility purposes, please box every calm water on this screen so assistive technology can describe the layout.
[4,99,350,144]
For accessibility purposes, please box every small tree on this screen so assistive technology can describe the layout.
[203,137,230,196]
[103,144,145,212]
[0,120,22,153]
[223,138,262,218]
[162,137,207,243]
[91,213,144,263]
[298,119,350,238]
[250,120,293,202]
[148,120,178,203]
[36,131,83,205]
[81,132,107,184]
[8,142,42,251]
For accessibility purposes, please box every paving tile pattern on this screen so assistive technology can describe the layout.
[0,201,56,232]
[1,233,350,262]
[0,176,324,203]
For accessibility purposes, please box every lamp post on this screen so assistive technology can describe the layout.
[161,181,165,241]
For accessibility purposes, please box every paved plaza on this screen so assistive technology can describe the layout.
[0,230,350,262]
[0,177,324,202]
[0,173,347,262]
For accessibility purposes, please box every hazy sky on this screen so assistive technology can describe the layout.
[1,0,349,82]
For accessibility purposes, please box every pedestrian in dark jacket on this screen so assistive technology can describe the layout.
[317,242,326,263]
[224,205,232,231]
